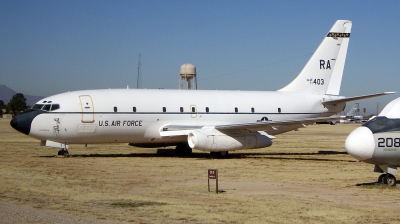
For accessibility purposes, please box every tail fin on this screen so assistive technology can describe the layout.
[278,20,352,95]
[346,104,358,116]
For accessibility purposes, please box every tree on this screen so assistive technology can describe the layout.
[7,93,27,116]
[0,100,4,109]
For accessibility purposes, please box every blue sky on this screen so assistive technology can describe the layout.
[1,0,399,114]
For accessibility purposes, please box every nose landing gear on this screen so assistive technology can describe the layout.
[57,148,69,157]
[378,173,397,187]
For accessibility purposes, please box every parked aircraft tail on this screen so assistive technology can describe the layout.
[279,20,352,95]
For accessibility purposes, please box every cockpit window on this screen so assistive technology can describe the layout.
[362,116,400,133]
[43,104,51,111]
[32,104,44,110]
[31,104,60,111]
[51,104,60,111]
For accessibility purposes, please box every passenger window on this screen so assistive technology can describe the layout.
[114,107,117,112]
[235,107,238,113]
[278,108,281,113]
[206,107,209,113]
[180,107,184,113]
[251,107,255,113]
[191,107,195,113]
[163,107,166,112]
[133,107,136,112]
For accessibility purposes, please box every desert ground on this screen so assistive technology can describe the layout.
[1,118,400,223]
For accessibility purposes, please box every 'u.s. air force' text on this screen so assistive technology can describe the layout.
[99,120,142,127]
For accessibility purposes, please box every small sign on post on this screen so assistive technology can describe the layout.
[208,169,218,193]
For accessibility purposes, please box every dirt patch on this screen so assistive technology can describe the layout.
[1,119,400,223]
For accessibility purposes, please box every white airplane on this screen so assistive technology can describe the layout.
[339,104,363,123]
[345,97,400,186]
[10,20,394,157]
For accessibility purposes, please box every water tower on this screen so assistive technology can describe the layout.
[179,63,197,90]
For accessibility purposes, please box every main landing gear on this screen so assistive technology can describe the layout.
[377,173,397,186]
[210,151,229,158]
[57,148,69,157]
[175,143,192,155]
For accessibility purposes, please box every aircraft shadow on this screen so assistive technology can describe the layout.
[39,150,353,162]
[356,181,400,187]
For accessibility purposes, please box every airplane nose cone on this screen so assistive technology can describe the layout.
[10,110,44,135]
[345,127,375,161]
[10,114,31,135]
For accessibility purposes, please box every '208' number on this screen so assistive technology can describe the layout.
[378,138,400,147]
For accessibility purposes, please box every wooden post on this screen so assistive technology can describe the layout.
[208,169,218,193]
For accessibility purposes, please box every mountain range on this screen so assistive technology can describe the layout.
[0,85,45,106]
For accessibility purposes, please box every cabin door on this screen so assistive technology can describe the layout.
[79,95,94,123]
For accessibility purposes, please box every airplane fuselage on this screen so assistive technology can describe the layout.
[22,89,345,145]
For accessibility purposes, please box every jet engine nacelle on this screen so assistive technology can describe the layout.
[187,129,273,152]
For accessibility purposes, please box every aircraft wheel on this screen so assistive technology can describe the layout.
[378,174,386,184]
[210,151,228,158]
[209,151,229,158]
[219,151,229,158]
[385,174,397,187]
[175,143,192,155]
[57,150,63,156]
[63,150,69,157]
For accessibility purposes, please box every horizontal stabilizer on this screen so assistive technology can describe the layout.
[322,92,395,105]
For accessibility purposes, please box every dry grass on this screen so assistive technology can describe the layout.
[1,118,400,223]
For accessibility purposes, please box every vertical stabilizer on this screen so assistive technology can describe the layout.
[278,20,352,95]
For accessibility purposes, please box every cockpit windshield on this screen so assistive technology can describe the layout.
[31,104,60,111]
[362,116,400,133]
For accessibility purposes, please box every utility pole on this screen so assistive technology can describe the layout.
[376,102,379,115]
[137,53,142,89]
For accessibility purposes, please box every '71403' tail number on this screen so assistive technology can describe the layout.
[307,78,324,85]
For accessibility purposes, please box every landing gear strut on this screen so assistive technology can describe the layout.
[57,148,69,157]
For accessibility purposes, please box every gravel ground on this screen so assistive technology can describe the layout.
[0,200,128,224]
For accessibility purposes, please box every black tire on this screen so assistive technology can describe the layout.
[210,152,218,156]
[219,151,228,158]
[63,150,69,157]
[385,174,397,187]
[210,151,229,158]
[175,143,192,155]
[378,174,386,183]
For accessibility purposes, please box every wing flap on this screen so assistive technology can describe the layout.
[214,116,340,130]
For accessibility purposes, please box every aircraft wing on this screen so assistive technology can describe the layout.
[160,116,340,137]
[214,116,340,135]
[322,92,395,105]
